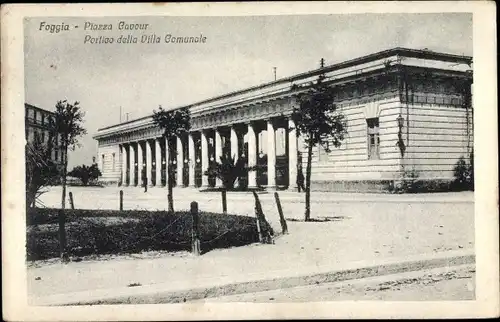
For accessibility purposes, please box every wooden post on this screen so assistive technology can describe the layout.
[58,208,68,262]
[274,192,288,234]
[252,191,263,243]
[221,190,227,214]
[68,192,75,210]
[119,190,123,211]
[191,201,201,256]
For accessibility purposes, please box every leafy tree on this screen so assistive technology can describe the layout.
[51,100,87,260]
[25,133,60,209]
[152,106,191,211]
[291,71,347,221]
[51,100,87,208]
[68,164,101,185]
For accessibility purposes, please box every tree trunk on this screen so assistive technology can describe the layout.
[304,141,313,221]
[59,144,69,261]
[167,142,174,212]
[61,145,68,210]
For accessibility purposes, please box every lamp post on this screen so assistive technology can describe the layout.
[397,113,404,130]
[396,113,405,156]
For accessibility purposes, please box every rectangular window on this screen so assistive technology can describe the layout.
[55,149,59,162]
[112,153,116,171]
[367,118,380,160]
[318,141,330,162]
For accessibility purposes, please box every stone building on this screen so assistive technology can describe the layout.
[25,103,65,165]
[93,48,473,192]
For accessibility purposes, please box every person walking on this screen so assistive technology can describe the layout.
[296,167,306,192]
[142,166,148,193]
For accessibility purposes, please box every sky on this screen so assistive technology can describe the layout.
[24,13,472,168]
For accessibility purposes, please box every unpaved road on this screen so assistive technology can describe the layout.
[193,265,475,302]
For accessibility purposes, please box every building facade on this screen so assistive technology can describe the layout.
[25,103,65,165]
[93,48,473,192]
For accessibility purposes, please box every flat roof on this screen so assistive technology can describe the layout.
[25,103,55,115]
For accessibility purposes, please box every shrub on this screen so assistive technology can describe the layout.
[68,164,101,186]
[401,168,420,193]
[391,168,420,193]
[26,208,273,260]
[453,154,474,191]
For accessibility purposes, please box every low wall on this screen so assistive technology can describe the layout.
[311,178,459,193]
[311,180,394,193]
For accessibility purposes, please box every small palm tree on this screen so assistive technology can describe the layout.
[25,134,59,208]
[205,152,247,189]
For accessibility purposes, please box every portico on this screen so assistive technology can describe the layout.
[100,113,299,190]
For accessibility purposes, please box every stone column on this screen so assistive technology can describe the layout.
[146,140,153,187]
[201,130,210,188]
[188,133,196,187]
[100,150,105,174]
[247,122,258,188]
[137,141,143,187]
[267,120,276,189]
[121,144,127,186]
[214,129,223,188]
[176,136,184,187]
[231,126,239,162]
[288,118,298,190]
[129,143,136,186]
[155,138,162,187]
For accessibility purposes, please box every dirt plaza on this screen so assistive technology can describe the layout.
[29,187,474,303]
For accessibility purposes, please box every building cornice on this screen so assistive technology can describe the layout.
[94,47,473,140]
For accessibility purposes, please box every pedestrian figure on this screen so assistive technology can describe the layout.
[297,169,305,192]
[142,167,147,193]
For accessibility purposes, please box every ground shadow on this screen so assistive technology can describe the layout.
[286,216,349,222]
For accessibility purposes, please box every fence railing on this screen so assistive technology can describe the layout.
[27,189,290,261]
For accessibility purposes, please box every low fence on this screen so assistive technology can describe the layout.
[27,189,289,261]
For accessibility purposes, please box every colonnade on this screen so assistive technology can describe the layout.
[119,117,299,190]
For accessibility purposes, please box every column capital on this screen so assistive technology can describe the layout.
[266,118,278,129]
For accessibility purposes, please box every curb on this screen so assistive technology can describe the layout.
[32,249,475,306]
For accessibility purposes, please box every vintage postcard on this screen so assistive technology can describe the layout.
[1,1,498,321]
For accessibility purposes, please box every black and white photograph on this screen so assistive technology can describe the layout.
[2,2,498,320]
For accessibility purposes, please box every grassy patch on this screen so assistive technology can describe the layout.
[27,208,273,261]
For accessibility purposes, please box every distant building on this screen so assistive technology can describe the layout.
[25,103,64,165]
[93,48,473,192]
